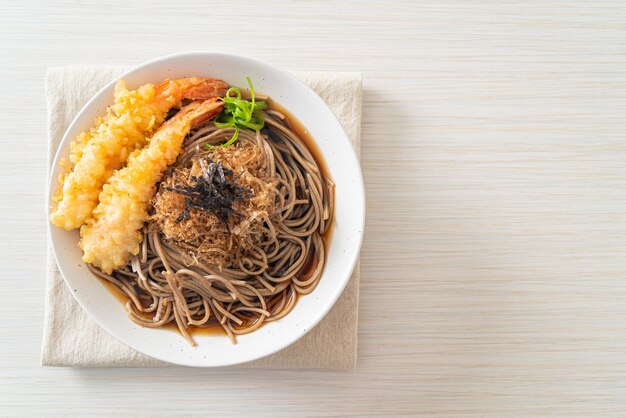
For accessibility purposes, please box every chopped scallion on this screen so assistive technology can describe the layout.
[207,77,265,148]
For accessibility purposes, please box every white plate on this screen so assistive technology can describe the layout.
[47,52,365,367]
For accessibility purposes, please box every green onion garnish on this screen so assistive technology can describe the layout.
[205,77,266,149]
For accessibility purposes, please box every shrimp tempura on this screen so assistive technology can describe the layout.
[79,99,223,274]
[50,78,227,230]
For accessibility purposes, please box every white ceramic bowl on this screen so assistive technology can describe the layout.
[47,52,364,367]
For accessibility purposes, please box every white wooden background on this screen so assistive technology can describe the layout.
[1,1,626,416]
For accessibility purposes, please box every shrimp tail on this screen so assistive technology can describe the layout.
[155,77,228,103]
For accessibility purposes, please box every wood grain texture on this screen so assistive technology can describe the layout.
[1,0,626,416]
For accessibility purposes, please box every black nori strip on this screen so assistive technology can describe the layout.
[165,159,253,226]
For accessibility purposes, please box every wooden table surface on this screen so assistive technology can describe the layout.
[1,1,626,416]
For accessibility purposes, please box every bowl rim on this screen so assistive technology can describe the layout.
[47,51,365,367]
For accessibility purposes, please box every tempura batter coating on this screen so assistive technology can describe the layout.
[50,78,227,230]
[80,99,223,274]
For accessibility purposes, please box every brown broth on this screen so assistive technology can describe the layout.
[164,318,225,337]
[267,100,332,188]
[102,279,131,306]
[101,279,227,337]
[267,99,335,248]
[98,95,334,341]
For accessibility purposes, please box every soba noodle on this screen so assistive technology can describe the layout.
[89,109,334,345]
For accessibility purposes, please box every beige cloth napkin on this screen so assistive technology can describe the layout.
[42,66,362,368]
